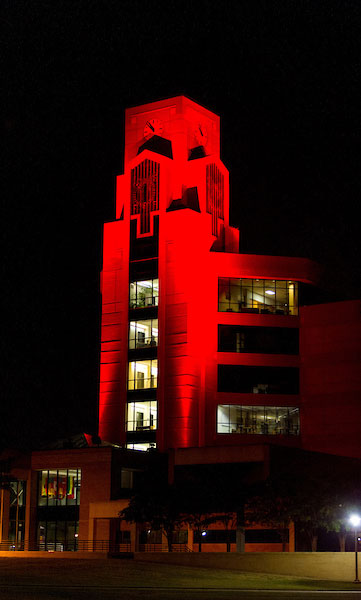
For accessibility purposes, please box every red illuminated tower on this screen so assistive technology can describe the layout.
[99,96,319,455]
[0,97,360,556]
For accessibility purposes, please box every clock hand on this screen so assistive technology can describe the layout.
[199,125,203,136]
[146,121,155,132]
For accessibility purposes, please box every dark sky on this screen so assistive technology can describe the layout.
[2,1,361,447]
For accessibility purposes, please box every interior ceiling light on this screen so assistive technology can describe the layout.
[265,290,275,295]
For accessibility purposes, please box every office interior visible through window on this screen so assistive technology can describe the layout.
[130,279,159,308]
[218,278,298,315]
[126,442,157,451]
[129,319,158,349]
[126,400,157,431]
[217,405,299,435]
[128,360,158,390]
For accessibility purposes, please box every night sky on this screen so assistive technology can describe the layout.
[2,1,361,448]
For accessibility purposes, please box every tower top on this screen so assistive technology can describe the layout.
[124,96,220,166]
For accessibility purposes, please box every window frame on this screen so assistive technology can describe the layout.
[217,404,300,436]
[218,278,299,315]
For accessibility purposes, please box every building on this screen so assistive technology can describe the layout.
[1,96,360,554]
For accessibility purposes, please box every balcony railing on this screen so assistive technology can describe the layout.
[138,543,192,552]
[0,540,131,553]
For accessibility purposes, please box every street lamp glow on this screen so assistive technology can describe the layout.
[349,514,361,583]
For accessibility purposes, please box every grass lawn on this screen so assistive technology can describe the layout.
[0,558,360,592]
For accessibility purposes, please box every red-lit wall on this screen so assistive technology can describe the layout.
[300,300,361,458]
[98,220,129,445]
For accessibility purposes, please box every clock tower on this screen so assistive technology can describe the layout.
[99,96,239,449]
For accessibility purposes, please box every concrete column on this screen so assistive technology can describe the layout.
[236,526,245,553]
[187,523,194,551]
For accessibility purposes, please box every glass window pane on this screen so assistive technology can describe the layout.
[253,280,265,311]
[38,471,48,506]
[241,280,253,310]
[129,282,137,308]
[137,280,152,307]
[18,481,26,507]
[75,469,81,505]
[151,319,158,346]
[227,279,240,312]
[128,360,158,390]
[10,482,18,507]
[219,278,299,316]
[129,319,158,349]
[121,469,133,488]
[57,470,67,505]
[126,442,157,451]
[66,469,79,505]
[217,405,299,436]
[264,406,277,434]
[274,407,288,434]
[288,282,298,315]
[66,521,77,551]
[229,405,241,432]
[275,281,288,314]
[128,362,136,390]
[46,521,56,548]
[153,279,159,306]
[56,521,66,550]
[38,522,46,550]
[218,278,230,311]
[217,405,230,433]
[151,361,158,388]
[264,281,276,313]
[129,278,158,308]
[129,322,136,349]
[126,400,157,431]
[47,471,58,506]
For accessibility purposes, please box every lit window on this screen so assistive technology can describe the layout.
[126,400,157,431]
[130,279,159,309]
[217,405,299,435]
[128,359,158,390]
[129,319,158,349]
[37,469,81,507]
[218,279,298,315]
[126,442,157,452]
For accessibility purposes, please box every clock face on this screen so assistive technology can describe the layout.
[194,123,208,146]
[144,118,163,139]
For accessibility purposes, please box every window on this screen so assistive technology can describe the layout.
[120,468,141,489]
[245,529,289,543]
[126,400,157,431]
[131,159,160,235]
[129,319,158,349]
[8,480,26,549]
[139,529,163,544]
[218,325,299,354]
[194,530,236,543]
[128,360,158,390]
[130,278,159,309]
[206,163,224,236]
[217,405,299,435]
[218,278,298,315]
[37,520,78,552]
[126,442,157,451]
[37,469,81,507]
[218,365,299,394]
[37,469,81,551]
